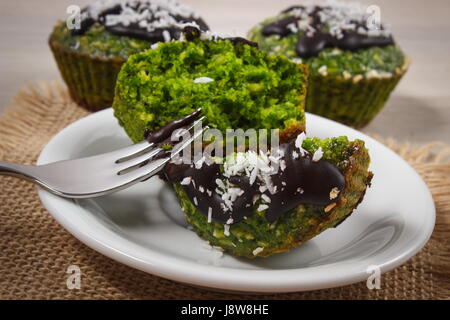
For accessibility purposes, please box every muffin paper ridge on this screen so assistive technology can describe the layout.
[49,37,124,111]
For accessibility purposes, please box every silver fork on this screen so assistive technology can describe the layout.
[0,117,207,198]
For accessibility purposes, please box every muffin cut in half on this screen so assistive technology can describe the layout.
[49,0,209,110]
[248,0,409,128]
[169,136,372,258]
[113,30,307,143]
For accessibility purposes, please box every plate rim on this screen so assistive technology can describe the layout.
[37,108,436,293]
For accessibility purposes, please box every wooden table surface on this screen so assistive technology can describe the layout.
[1,0,449,143]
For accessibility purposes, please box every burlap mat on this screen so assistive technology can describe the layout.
[0,82,449,300]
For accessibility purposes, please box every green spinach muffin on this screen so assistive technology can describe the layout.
[49,0,208,110]
[113,28,372,258]
[168,135,371,258]
[113,30,308,143]
[248,0,409,128]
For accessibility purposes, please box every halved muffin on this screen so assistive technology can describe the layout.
[170,136,372,258]
[113,31,307,143]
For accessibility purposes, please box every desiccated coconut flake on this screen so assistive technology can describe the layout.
[207,207,212,223]
[258,204,269,211]
[329,187,340,200]
[252,247,264,256]
[249,168,258,185]
[180,177,192,185]
[194,77,214,83]
[318,65,328,76]
[312,147,323,162]
[162,30,171,42]
[295,132,307,156]
[353,74,363,83]
[261,194,271,203]
[224,224,230,236]
[215,178,226,190]
[280,160,286,171]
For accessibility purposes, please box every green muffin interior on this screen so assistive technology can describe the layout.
[51,22,153,59]
[248,15,406,77]
[113,39,307,143]
[176,136,372,258]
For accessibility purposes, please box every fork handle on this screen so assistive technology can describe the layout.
[0,161,37,180]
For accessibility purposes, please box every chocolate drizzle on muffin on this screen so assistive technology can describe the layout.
[262,1,394,58]
[181,25,258,48]
[73,0,209,42]
[143,108,202,144]
[151,117,345,225]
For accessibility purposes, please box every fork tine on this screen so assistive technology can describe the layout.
[116,147,162,174]
[112,140,154,164]
[169,124,208,159]
[166,115,206,144]
[117,123,208,177]
[172,115,205,138]
[118,126,209,185]
[115,115,206,163]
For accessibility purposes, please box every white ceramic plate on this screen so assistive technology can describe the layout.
[37,109,435,293]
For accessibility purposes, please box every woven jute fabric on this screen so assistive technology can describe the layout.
[0,82,449,300]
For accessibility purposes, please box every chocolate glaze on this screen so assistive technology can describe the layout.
[225,36,259,48]
[162,141,345,225]
[181,25,258,48]
[264,142,344,222]
[140,110,344,226]
[280,5,305,14]
[72,1,209,42]
[144,108,202,144]
[139,108,202,181]
[262,15,299,38]
[175,24,258,48]
[72,2,257,50]
[183,25,201,41]
[262,5,394,58]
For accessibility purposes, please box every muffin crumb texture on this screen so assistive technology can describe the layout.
[175,136,372,258]
[113,39,307,143]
